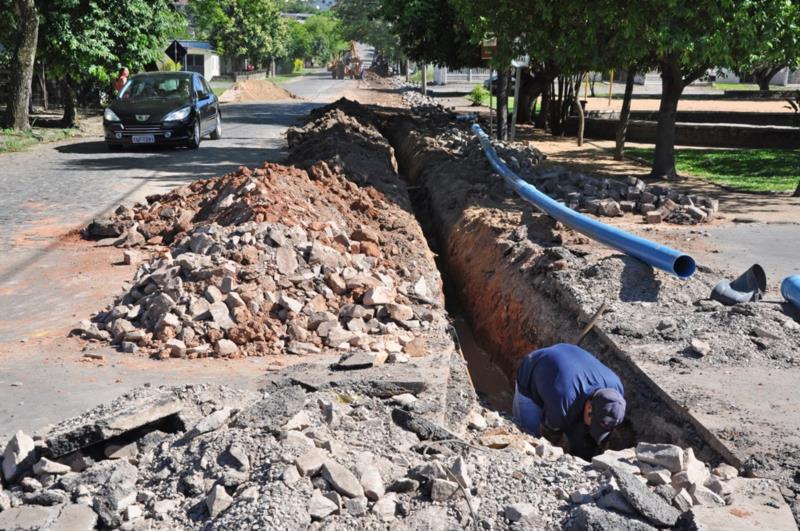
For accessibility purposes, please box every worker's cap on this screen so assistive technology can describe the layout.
[589,389,626,443]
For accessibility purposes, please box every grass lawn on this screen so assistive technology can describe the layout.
[626,147,799,193]
[0,126,77,154]
[712,82,760,91]
[270,72,306,84]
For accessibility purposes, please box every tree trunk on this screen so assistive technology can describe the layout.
[575,91,584,146]
[652,63,684,179]
[614,68,636,160]
[61,78,77,128]
[496,69,509,140]
[535,83,551,130]
[2,0,39,131]
[756,75,770,91]
[793,181,800,197]
[421,63,427,96]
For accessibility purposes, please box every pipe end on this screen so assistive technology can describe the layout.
[674,255,696,279]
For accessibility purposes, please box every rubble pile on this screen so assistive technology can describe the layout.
[388,77,448,116]
[383,75,720,226]
[74,219,437,359]
[1,365,779,531]
[76,103,443,360]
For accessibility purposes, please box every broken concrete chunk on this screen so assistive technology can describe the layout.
[568,504,657,531]
[371,495,397,522]
[505,502,537,522]
[3,431,36,482]
[215,339,238,357]
[611,468,681,527]
[362,287,394,306]
[689,483,725,507]
[309,491,338,521]
[672,488,694,512]
[711,463,738,480]
[296,448,327,477]
[430,478,458,501]
[187,407,233,438]
[32,457,71,476]
[635,442,684,473]
[206,485,233,517]
[321,461,364,498]
[45,391,184,458]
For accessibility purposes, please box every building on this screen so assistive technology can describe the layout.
[176,40,221,80]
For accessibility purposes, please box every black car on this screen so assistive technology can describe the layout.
[103,71,221,150]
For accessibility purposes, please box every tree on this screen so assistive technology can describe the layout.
[1,0,38,131]
[38,0,184,126]
[190,0,286,68]
[381,0,481,69]
[335,0,404,64]
[304,14,346,65]
[635,0,794,179]
[735,1,800,91]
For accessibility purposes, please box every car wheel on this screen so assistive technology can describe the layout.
[210,114,222,140]
[187,120,201,149]
[107,143,123,151]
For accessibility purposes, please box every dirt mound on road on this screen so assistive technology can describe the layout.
[218,79,297,103]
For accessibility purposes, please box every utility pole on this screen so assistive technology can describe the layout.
[421,63,427,96]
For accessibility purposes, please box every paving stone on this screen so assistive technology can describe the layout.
[612,467,681,527]
[321,461,364,498]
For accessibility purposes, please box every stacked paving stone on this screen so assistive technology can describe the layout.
[74,218,434,359]
[1,372,787,530]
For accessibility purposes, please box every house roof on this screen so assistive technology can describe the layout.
[178,40,217,53]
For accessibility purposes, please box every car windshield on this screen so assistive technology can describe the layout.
[118,75,193,101]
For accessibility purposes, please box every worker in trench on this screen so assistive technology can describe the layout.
[513,343,626,460]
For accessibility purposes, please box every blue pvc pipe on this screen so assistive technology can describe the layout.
[781,275,800,311]
[471,124,696,279]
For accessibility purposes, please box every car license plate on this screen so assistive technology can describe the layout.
[132,135,155,144]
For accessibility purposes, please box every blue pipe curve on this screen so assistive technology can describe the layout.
[471,124,696,279]
[781,275,800,311]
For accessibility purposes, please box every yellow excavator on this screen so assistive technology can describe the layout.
[328,41,362,80]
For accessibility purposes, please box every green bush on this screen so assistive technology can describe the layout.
[292,58,304,73]
[467,85,489,106]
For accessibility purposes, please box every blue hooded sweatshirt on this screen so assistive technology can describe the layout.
[515,343,624,432]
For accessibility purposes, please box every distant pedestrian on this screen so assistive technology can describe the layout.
[514,343,626,459]
[114,67,129,94]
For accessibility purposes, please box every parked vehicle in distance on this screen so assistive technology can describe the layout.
[103,71,221,150]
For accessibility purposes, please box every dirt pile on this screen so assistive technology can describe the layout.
[218,79,297,103]
[76,107,442,360]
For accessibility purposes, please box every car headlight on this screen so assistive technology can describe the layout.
[104,108,120,122]
[163,107,191,122]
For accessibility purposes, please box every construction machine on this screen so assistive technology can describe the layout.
[327,41,363,80]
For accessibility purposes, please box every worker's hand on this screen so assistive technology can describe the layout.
[540,424,566,448]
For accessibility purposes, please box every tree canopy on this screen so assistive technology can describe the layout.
[190,0,286,66]
[334,0,403,63]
